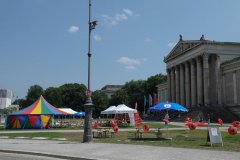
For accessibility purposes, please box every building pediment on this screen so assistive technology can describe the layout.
[164,40,204,63]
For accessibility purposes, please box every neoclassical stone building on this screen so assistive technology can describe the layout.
[159,35,240,108]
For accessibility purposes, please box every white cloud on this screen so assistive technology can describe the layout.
[101,8,138,26]
[115,13,128,21]
[68,26,79,33]
[168,42,177,48]
[123,8,133,16]
[117,56,147,70]
[94,34,102,41]
[144,38,152,42]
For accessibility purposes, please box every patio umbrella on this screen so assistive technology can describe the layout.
[150,102,188,113]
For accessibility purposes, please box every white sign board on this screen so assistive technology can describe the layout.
[207,127,223,146]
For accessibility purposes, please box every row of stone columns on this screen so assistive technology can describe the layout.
[167,53,216,107]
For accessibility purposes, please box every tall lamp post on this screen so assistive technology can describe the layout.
[83,0,97,143]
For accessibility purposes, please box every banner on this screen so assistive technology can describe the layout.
[149,94,153,107]
[135,101,138,110]
[153,93,158,104]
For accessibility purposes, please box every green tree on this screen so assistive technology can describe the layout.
[43,87,63,108]
[59,83,86,112]
[145,74,167,94]
[3,107,17,114]
[92,90,109,118]
[24,85,44,108]
[109,89,128,106]
[123,80,146,113]
[12,98,25,110]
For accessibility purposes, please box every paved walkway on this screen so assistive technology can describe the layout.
[0,139,240,160]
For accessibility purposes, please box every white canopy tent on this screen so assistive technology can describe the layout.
[59,108,77,115]
[100,104,137,126]
[101,106,117,114]
[115,104,137,126]
[115,104,137,113]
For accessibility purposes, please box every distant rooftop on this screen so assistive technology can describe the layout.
[101,85,124,91]
[0,89,13,98]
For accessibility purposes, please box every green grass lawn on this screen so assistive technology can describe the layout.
[1,128,239,152]
[95,129,240,152]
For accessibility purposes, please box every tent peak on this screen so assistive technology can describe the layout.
[11,95,69,115]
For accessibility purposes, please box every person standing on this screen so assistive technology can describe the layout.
[164,113,170,128]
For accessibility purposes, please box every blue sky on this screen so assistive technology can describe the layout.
[1,0,240,99]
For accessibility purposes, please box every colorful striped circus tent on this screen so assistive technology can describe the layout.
[6,95,69,129]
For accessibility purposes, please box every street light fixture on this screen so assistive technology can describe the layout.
[83,0,97,143]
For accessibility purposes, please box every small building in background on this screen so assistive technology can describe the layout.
[0,89,13,112]
[0,89,13,123]
[101,85,123,99]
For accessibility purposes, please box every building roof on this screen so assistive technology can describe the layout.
[221,56,240,65]
[164,35,240,63]
[101,85,123,91]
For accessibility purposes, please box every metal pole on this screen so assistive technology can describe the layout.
[88,0,91,90]
[83,0,95,143]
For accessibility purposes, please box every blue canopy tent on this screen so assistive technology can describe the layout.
[74,112,85,117]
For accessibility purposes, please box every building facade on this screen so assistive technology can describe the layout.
[221,57,240,105]
[0,89,12,110]
[162,35,240,108]
[156,83,168,103]
[101,85,123,99]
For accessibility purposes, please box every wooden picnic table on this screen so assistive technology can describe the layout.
[134,128,162,139]
[93,127,113,138]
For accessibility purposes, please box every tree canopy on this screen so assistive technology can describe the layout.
[25,85,44,107]
[13,73,167,117]
[92,90,109,118]
[107,73,167,114]
[59,83,86,112]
